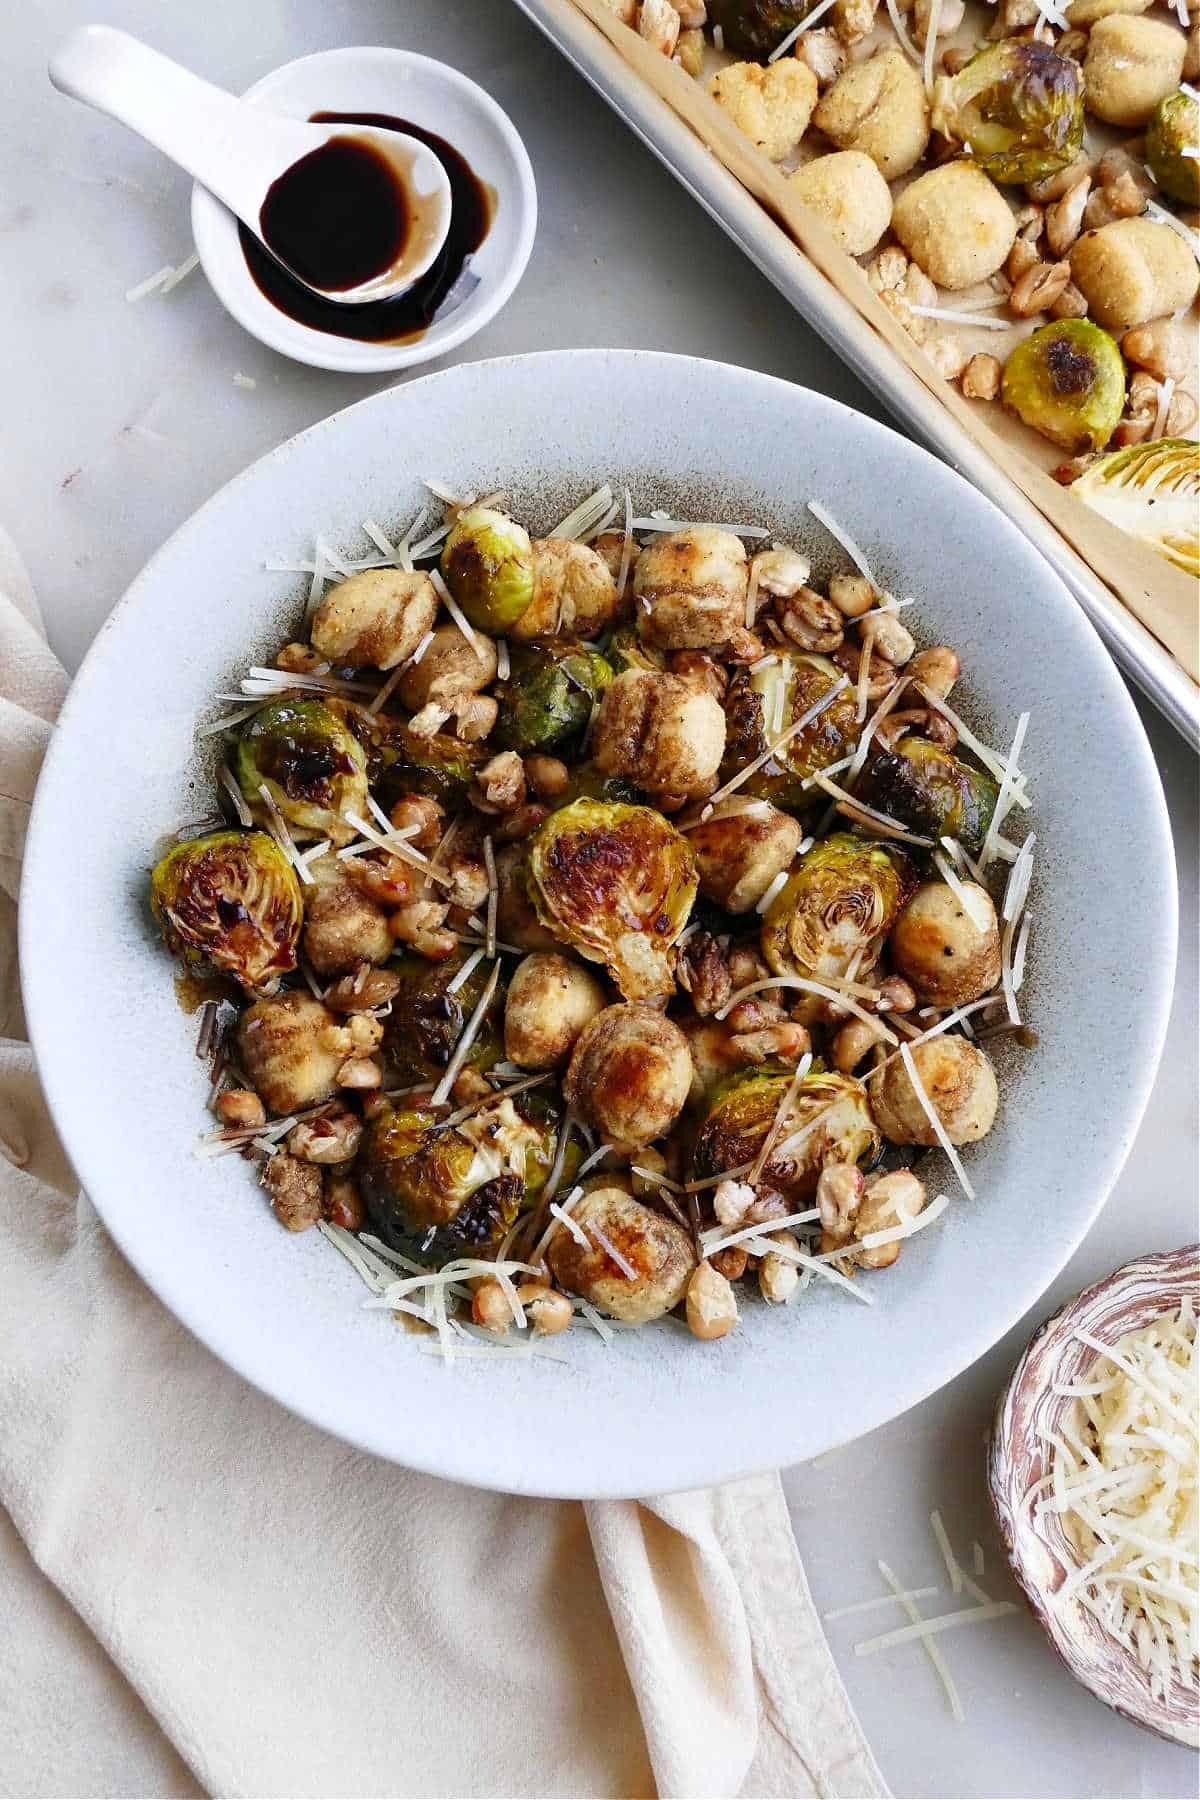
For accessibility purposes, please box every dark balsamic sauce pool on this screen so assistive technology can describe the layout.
[239,112,493,344]
[259,134,412,293]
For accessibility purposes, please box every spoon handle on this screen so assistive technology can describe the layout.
[48,25,314,230]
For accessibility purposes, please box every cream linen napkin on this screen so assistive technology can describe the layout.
[0,530,887,1800]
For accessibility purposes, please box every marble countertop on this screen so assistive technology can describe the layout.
[2,2,1196,1796]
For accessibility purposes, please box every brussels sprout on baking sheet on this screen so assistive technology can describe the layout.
[551,1,1200,600]
[932,42,1085,186]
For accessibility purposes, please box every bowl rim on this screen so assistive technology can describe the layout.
[988,1244,1200,1749]
[18,349,1181,1496]
[190,45,538,374]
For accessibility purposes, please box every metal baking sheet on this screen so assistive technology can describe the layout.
[512,0,1199,748]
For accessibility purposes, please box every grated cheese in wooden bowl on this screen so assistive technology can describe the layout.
[990,1247,1199,1748]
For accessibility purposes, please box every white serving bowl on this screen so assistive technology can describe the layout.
[20,351,1177,1498]
[191,47,536,373]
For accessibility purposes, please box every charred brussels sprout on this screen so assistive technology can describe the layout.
[693,1064,880,1201]
[369,718,481,811]
[492,642,613,753]
[1001,319,1125,453]
[857,739,999,856]
[385,950,506,1084]
[237,700,367,845]
[1145,91,1200,206]
[150,829,302,992]
[761,832,915,989]
[526,798,698,1000]
[706,0,813,58]
[932,41,1084,184]
[721,651,859,809]
[440,506,535,633]
[605,625,666,677]
[359,1102,530,1266]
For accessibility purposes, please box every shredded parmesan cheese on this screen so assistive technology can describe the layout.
[218,764,252,826]
[914,685,1030,809]
[876,1561,964,1721]
[587,1220,639,1281]
[855,1599,1018,1655]
[701,675,851,814]
[744,560,761,631]
[922,0,943,96]
[446,946,485,995]
[615,487,636,606]
[550,482,615,540]
[768,0,838,57]
[125,264,174,303]
[825,1586,940,1621]
[930,1507,991,1606]
[630,516,770,538]
[717,975,896,1043]
[1151,376,1176,442]
[750,1053,813,1183]
[483,834,498,962]
[933,851,993,929]
[811,773,936,847]
[807,499,879,588]
[1035,1305,1199,1697]
[907,306,1010,331]
[430,960,501,1105]
[429,567,487,659]
[755,869,790,916]
[551,1201,591,1249]
[160,251,199,293]
[898,1043,976,1199]
[980,711,1031,866]
[860,1191,950,1252]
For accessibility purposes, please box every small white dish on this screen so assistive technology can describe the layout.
[191,47,537,374]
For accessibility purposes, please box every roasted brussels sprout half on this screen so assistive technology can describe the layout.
[360,1100,537,1266]
[706,0,812,58]
[150,829,302,992]
[931,41,1084,184]
[1070,438,1200,578]
[760,831,915,989]
[1145,90,1200,207]
[526,798,698,1000]
[384,950,506,1084]
[857,740,999,856]
[605,625,666,677]
[721,651,860,809]
[492,641,613,754]
[693,1063,880,1201]
[1000,319,1125,453]
[236,700,368,845]
[368,717,481,812]
[440,506,535,633]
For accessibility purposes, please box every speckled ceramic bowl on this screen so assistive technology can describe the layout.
[19,351,1178,1498]
[990,1246,1199,1749]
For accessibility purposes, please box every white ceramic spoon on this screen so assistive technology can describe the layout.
[48,25,453,304]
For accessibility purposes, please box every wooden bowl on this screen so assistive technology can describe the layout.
[989,1245,1199,1749]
